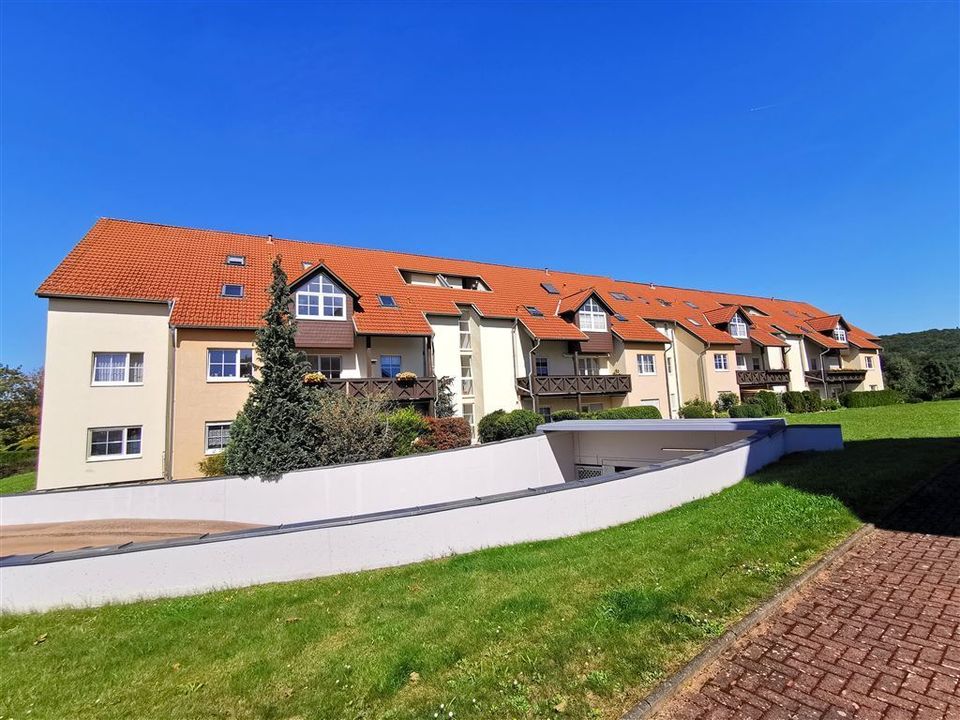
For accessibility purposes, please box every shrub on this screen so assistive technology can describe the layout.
[591,405,662,420]
[917,358,959,400]
[821,398,841,411]
[435,376,456,417]
[714,391,739,413]
[386,406,429,456]
[801,390,823,413]
[679,399,713,419]
[729,404,765,418]
[416,416,472,452]
[549,409,583,422]
[197,452,228,477]
[782,391,806,413]
[0,449,37,479]
[839,389,904,408]
[750,390,785,417]
[309,390,394,466]
[478,409,543,442]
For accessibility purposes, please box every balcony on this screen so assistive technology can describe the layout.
[736,369,791,387]
[517,374,632,396]
[324,377,437,401]
[804,368,867,385]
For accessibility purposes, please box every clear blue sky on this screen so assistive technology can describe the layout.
[2,1,957,369]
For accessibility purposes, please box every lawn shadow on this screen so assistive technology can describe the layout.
[751,437,960,537]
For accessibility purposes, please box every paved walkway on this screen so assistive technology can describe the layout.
[656,465,960,720]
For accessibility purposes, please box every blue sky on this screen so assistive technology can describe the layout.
[1,1,957,369]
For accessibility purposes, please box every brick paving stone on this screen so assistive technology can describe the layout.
[653,464,960,720]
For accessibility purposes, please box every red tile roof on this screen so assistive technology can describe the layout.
[37,219,881,350]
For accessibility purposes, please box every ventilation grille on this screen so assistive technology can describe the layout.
[576,464,603,481]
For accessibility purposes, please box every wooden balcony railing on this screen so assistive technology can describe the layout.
[805,369,867,385]
[324,377,437,401]
[736,369,792,387]
[517,374,632,396]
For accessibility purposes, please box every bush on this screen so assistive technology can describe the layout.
[714,391,739,413]
[802,390,822,413]
[729,404,766,418]
[839,389,904,408]
[821,398,841,411]
[197,452,228,477]
[917,358,959,400]
[749,390,785,417]
[0,449,36,479]
[549,409,583,422]
[478,409,544,442]
[590,405,662,420]
[416,416,472,452]
[386,406,429,456]
[307,390,394,466]
[782,391,805,413]
[679,399,713,419]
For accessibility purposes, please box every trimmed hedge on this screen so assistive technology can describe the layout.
[748,390,785,417]
[417,416,472,451]
[679,400,713,419]
[802,390,823,413]
[478,409,544,443]
[783,390,824,413]
[839,389,903,408]
[0,449,37,479]
[729,403,766,418]
[549,409,583,422]
[386,407,430,457]
[588,405,662,420]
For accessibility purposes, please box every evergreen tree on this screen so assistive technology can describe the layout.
[225,256,316,476]
[435,375,456,417]
[917,358,959,400]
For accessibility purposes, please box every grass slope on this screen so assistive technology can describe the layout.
[1,402,958,720]
[0,470,35,495]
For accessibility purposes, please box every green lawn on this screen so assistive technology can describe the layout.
[1,401,957,720]
[0,470,35,495]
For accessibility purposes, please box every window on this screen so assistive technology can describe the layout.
[753,357,762,371]
[714,353,729,371]
[578,357,600,376]
[225,255,246,266]
[657,298,672,307]
[378,295,397,308]
[578,298,607,332]
[459,318,472,350]
[687,318,702,326]
[380,355,401,378]
[222,284,244,298]
[296,274,346,320]
[736,354,749,370]
[437,274,453,288]
[208,349,253,381]
[610,291,632,301]
[614,313,627,322]
[306,354,342,378]
[541,282,559,294]
[540,406,552,422]
[302,261,313,270]
[684,300,699,309]
[666,356,674,374]
[834,326,847,343]
[205,422,232,455]
[728,314,748,339]
[460,355,474,395]
[535,357,549,377]
[637,354,656,375]
[92,352,144,385]
[88,426,141,460]
[462,402,475,438]
[865,355,874,369]
[526,306,543,317]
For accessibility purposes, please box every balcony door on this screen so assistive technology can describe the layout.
[577,357,600,376]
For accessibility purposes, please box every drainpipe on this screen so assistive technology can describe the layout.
[698,341,711,402]
[817,347,831,397]
[164,322,177,482]
[528,333,541,414]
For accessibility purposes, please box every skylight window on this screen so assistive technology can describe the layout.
[614,313,628,322]
[302,261,313,270]
[378,295,397,308]
[683,300,698,309]
[610,291,632,301]
[541,282,559,294]
[687,318,702,326]
[525,306,544,317]
[225,255,246,266]
[222,284,244,298]
[657,299,672,307]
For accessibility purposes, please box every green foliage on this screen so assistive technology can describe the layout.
[309,390,394,466]
[434,376,456,418]
[225,257,317,476]
[839,389,903,408]
[589,405,662,420]
[714,391,739,413]
[782,391,805,413]
[879,328,960,364]
[416,416,472,452]
[0,365,41,448]
[801,390,823,413]
[548,409,583,422]
[821,398,841,411]
[881,354,922,400]
[0,470,35,495]
[197,452,228,477]
[478,409,544,442]
[729,404,765,418]
[679,399,713,418]
[0,449,37,479]
[5,434,39,451]
[880,329,960,401]
[386,407,430,456]
[917,358,959,400]
[749,390,785,417]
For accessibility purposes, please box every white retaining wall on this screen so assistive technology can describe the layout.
[0,423,842,613]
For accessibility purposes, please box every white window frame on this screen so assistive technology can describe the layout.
[578,298,607,332]
[380,354,402,378]
[459,318,472,350]
[221,284,244,298]
[578,357,600,376]
[225,255,246,266]
[535,357,549,377]
[87,426,142,461]
[460,355,474,396]
[204,422,232,455]
[306,354,342,378]
[91,352,144,386]
[207,348,254,382]
[295,274,347,320]
[865,355,874,369]
[636,354,656,375]
[461,402,476,440]
[714,353,729,371]
[728,314,748,339]
[834,326,847,343]
[736,354,749,371]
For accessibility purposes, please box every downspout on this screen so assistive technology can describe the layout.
[662,333,674,418]
[818,347,831,397]
[527,330,542,414]
[164,321,177,482]
[698,340,711,402]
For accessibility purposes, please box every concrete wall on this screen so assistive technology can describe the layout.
[38,299,171,490]
[0,423,842,613]
[573,428,755,470]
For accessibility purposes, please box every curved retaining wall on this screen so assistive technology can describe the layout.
[0,423,841,613]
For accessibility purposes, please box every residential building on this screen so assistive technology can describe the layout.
[35,219,883,489]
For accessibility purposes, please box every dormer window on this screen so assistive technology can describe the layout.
[378,295,397,308]
[222,284,244,298]
[296,274,346,320]
[834,326,847,343]
[578,298,607,332]
[437,274,453,288]
[225,255,246,266]
[729,314,749,339]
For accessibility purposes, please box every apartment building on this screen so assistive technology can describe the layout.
[35,219,883,489]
